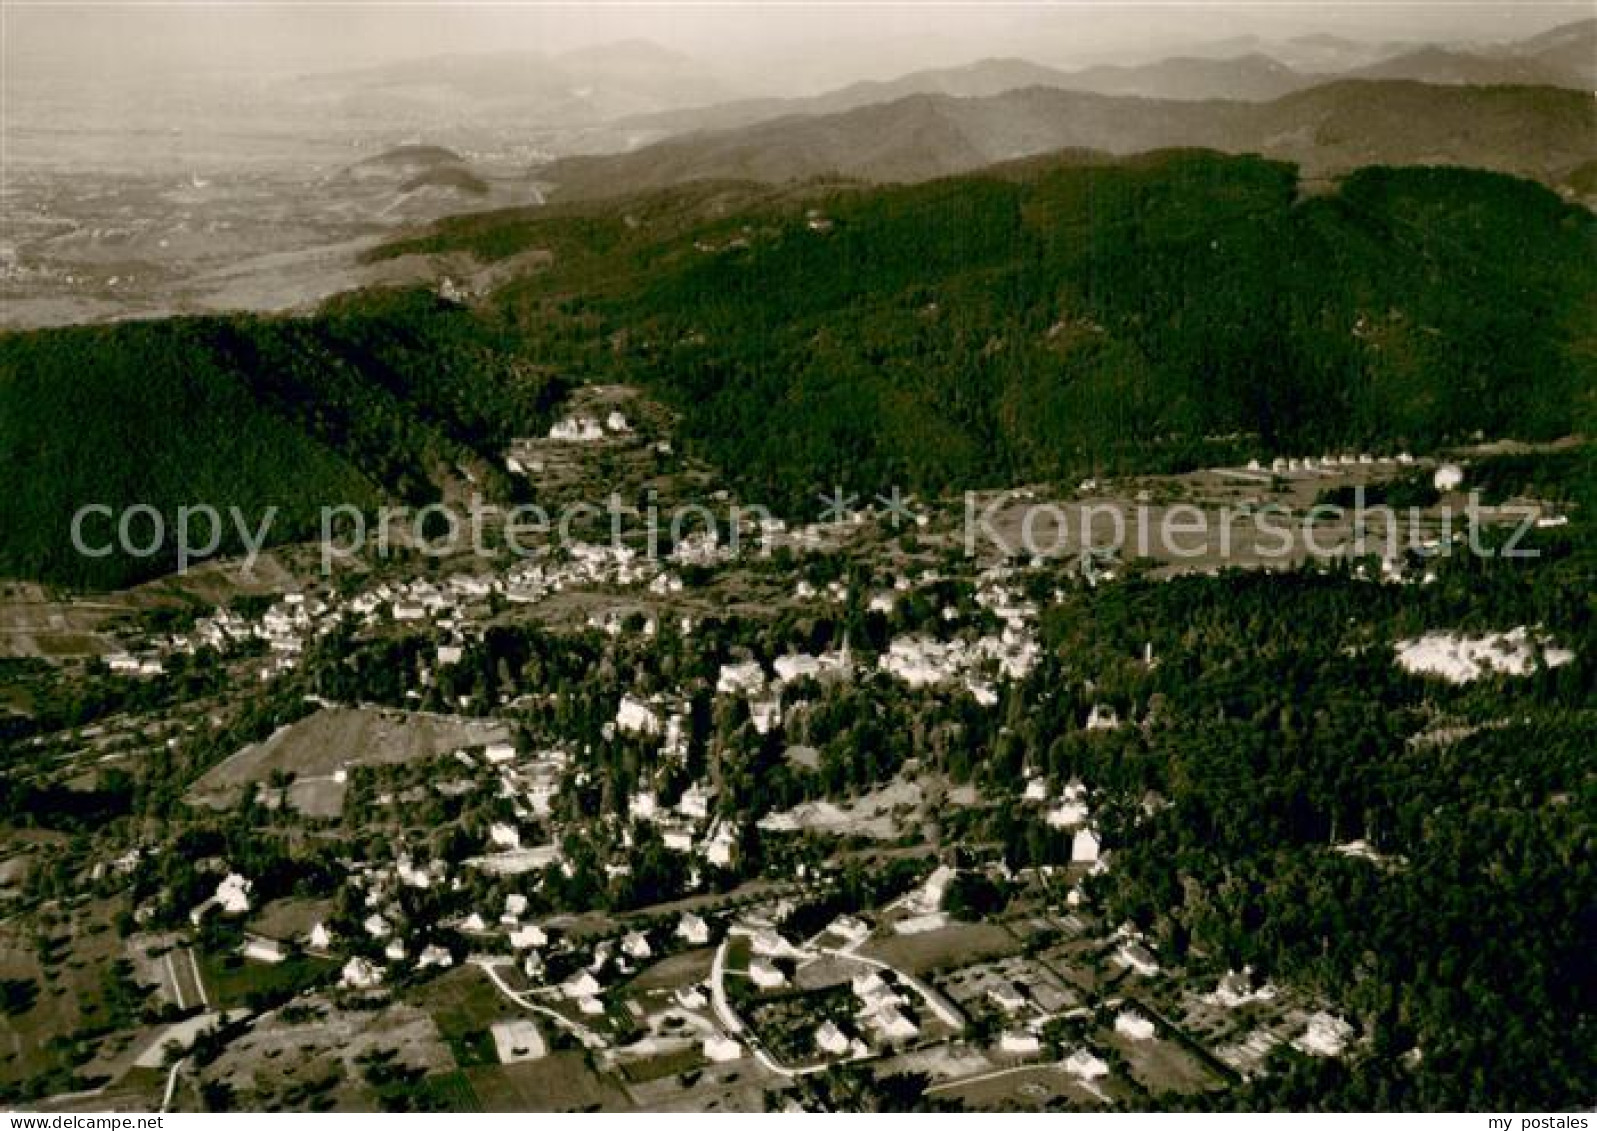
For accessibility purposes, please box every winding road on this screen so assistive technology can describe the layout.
[472,958,608,1051]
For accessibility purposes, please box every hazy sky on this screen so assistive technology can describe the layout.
[5,1,1589,93]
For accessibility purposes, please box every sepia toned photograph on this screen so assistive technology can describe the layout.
[0,0,1592,1118]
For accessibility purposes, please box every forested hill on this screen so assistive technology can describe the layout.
[4,152,1593,590]
[0,290,565,589]
[392,151,1596,516]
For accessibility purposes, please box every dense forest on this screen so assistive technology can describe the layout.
[393,152,1597,516]
[3,152,1592,590]
[5,153,1594,590]
[0,290,565,588]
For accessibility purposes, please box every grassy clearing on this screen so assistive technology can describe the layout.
[860,921,1022,976]
[187,707,508,812]
[616,1045,705,1085]
[624,947,714,994]
[417,1068,483,1112]
[407,968,523,1069]
[196,950,336,1011]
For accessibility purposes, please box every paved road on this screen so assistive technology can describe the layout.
[160,1058,186,1112]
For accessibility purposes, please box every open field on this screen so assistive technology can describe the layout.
[186,706,509,814]
[1106,1026,1224,1096]
[0,559,312,661]
[859,921,1022,976]
[614,1044,704,1085]
[931,1062,1116,1109]
[619,1058,774,1113]
[407,968,530,1068]
[625,947,715,994]
[196,950,335,1011]
[185,1001,454,1112]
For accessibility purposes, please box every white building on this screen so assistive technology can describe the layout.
[242,936,286,964]
[1294,1012,1355,1057]
[1114,940,1160,977]
[869,1004,918,1042]
[703,1035,743,1063]
[417,945,454,970]
[1000,1031,1042,1055]
[677,913,711,946]
[827,915,870,946]
[509,925,547,950]
[1065,1049,1109,1080]
[341,957,383,990]
[1115,1011,1156,1040]
[1072,828,1102,865]
[616,696,662,736]
[677,783,715,821]
[815,1020,851,1056]
[748,958,787,990]
[484,742,517,766]
[188,872,253,925]
[717,660,766,696]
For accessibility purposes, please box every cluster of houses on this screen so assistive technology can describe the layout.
[108,526,728,693]
[873,569,1041,705]
[542,411,632,445]
[464,730,744,880]
[501,543,673,605]
[131,578,484,687]
[1244,452,1415,477]
[104,651,166,677]
[1020,777,1104,872]
[848,968,923,1044]
[108,591,336,681]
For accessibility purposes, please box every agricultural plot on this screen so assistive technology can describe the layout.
[186,706,509,814]
[407,968,529,1068]
[464,1052,629,1112]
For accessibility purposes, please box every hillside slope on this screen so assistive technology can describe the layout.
[8,153,1592,589]
[0,290,565,588]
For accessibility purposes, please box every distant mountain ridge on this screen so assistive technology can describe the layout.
[602,18,1594,149]
[614,53,1318,142]
[1182,17,1594,87]
[538,80,1597,201]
